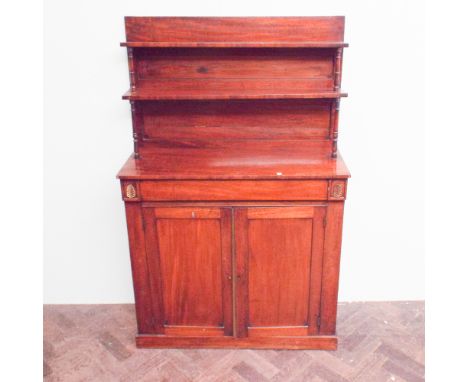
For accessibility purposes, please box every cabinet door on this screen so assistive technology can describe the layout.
[234,206,326,338]
[142,207,233,337]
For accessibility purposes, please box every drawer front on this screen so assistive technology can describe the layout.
[137,180,328,201]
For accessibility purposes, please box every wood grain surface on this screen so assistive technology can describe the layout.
[117,145,351,180]
[124,17,346,44]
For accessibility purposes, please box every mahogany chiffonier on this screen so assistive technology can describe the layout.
[117,17,350,350]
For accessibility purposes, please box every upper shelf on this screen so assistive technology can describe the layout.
[120,42,348,48]
[122,86,347,101]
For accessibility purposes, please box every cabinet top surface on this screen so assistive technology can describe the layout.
[117,143,350,180]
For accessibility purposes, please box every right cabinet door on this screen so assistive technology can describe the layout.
[234,206,326,338]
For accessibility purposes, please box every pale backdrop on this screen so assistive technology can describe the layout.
[44,0,424,303]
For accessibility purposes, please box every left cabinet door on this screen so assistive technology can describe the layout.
[142,206,233,337]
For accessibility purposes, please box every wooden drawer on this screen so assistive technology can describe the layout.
[136,180,329,201]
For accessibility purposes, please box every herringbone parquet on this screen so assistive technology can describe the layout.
[43,301,424,381]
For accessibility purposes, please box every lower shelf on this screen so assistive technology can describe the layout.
[136,335,337,350]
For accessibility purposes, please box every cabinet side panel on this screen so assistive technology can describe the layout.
[124,203,154,333]
[320,202,345,334]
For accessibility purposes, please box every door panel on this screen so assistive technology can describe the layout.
[248,218,313,326]
[235,206,326,337]
[156,218,223,326]
[142,207,233,336]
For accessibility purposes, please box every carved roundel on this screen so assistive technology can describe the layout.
[330,181,346,199]
[125,183,137,199]
[332,183,344,198]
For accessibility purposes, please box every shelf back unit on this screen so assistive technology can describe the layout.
[122,17,347,159]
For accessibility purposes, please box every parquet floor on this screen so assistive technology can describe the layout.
[44,301,424,381]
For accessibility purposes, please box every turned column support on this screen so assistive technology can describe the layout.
[334,48,343,91]
[130,100,141,159]
[331,99,340,158]
[331,48,344,158]
[127,47,137,91]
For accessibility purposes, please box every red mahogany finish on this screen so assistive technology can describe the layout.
[117,17,350,349]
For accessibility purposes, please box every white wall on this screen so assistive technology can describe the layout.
[44,0,424,303]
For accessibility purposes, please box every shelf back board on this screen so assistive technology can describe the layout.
[133,47,336,94]
[124,16,345,45]
[138,99,334,152]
